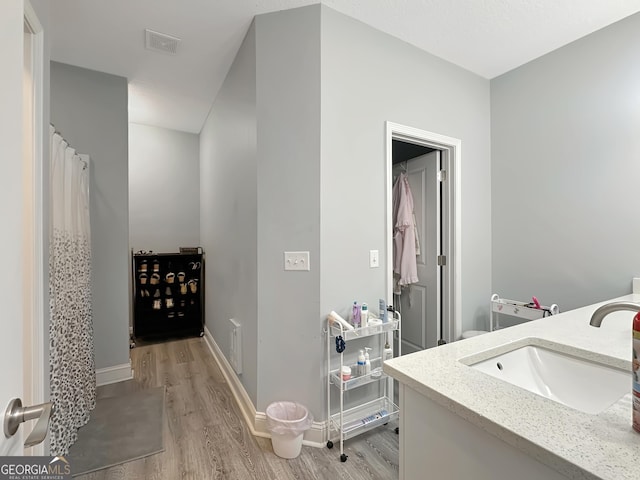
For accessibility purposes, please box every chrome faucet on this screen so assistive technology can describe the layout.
[589,301,640,327]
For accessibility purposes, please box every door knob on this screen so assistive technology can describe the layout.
[3,398,54,447]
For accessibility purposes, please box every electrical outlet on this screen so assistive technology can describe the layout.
[369,250,379,268]
[284,251,310,271]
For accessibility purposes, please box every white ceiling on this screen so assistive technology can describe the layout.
[50,0,640,134]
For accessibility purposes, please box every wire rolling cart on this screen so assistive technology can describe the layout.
[490,293,559,331]
[325,309,401,462]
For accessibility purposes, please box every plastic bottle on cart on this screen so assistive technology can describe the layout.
[352,302,361,328]
[361,303,369,326]
[383,341,393,362]
[633,313,640,433]
[363,347,372,375]
[357,349,366,377]
[379,299,388,323]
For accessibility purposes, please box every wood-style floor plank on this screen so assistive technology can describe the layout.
[75,338,399,480]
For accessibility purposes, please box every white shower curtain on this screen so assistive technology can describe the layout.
[48,125,96,455]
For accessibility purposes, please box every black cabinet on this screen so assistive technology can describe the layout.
[132,250,204,342]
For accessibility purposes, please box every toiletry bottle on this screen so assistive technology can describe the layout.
[383,341,393,361]
[357,349,366,377]
[633,312,640,433]
[352,301,361,328]
[364,347,372,375]
[379,299,388,323]
[361,303,369,326]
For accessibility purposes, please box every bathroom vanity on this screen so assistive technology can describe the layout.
[384,294,640,480]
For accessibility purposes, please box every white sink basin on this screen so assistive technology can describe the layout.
[465,343,629,414]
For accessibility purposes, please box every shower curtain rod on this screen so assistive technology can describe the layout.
[50,123,88,170]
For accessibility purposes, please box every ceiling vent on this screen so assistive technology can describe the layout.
[145,29,180,55]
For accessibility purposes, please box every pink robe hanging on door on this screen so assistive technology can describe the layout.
[392,172,419,290]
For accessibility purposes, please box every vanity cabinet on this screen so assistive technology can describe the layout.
[398,384,568,480]
[132,251,204,343]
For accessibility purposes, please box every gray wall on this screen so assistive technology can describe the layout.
[320,5,492,334]
[201,4,491,421]
[200,8,322,413]
[129,123,200,253]
[255,6,322,413]
[491,12,640,311]
[200,23,259,404]
[50,62,130,370]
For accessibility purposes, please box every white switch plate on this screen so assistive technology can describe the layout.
[369,249,379,268]
[284,251,310,271]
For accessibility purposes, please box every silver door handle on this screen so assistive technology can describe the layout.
[3,398,54,447]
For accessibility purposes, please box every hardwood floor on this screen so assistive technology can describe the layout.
[77,338,399,479]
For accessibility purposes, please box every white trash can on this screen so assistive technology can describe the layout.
[265,401,313,459]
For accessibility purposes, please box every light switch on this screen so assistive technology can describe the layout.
[284,251,310,271]
[369,250,379,268]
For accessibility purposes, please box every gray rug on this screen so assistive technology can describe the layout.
[68,386,165,477]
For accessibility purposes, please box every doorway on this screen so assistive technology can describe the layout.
[385,122,462,352]
[392,146,439,354]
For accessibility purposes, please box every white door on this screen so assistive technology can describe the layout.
[393,151,441,354]
[1,0,27,456]
[1,0,42,456]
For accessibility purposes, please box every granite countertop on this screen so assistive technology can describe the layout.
[383,293,640,480]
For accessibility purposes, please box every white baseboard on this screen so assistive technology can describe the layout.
[303,422,326,447]
[203,326,325,447]
[203,326,262,437]
[96,361,133,386]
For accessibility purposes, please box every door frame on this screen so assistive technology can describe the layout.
[23,0,46,455]
[385,122,461,343]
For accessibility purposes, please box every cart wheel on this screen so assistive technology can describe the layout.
[395,427,399,434]
[340,454,348,462]
[326,440,333,449]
